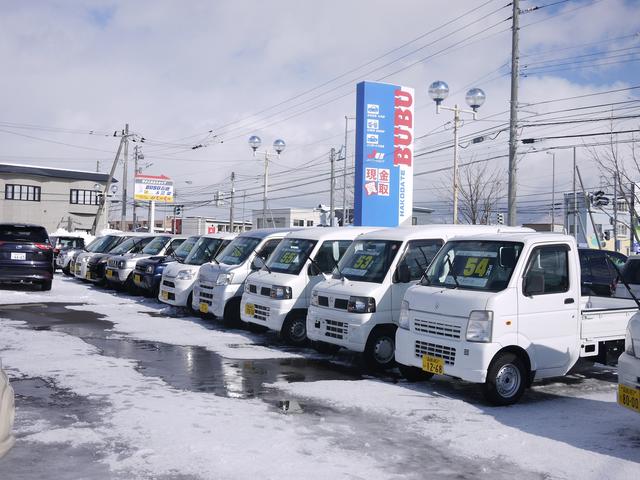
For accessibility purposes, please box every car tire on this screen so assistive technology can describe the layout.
[223,298,241,325]
[280,313,308,346]
[363,325,396,370]
[483,352,528,406]
[40,280,52,291]
[62,267,72,277]
[398,364,434,382]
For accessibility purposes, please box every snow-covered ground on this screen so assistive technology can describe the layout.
[0,276,638,479]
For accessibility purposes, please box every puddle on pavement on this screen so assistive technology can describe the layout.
[0,302,362,403]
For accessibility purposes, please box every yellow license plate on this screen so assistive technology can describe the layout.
[85,272,91,280]
[245,303,255,316]
[161,290,169,300]
[199,303,208,314]
[106,270,113,278]
[134,274,142,283]
[618,384,640,413]
[422,354,444,375]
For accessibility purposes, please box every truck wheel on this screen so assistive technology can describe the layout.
[281,313,308,346]
[364,326,396,370]
[483,352,527,406]
[40,280,52,291]
[398,364,434,382]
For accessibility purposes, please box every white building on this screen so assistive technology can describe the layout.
[253,208,321,229]
[0,163,116,232]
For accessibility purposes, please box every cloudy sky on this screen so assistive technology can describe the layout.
[1,0,639,225]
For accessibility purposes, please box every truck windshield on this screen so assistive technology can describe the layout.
[174,236,200,262]
[337,240,402,283]
[184,237,225,265]
[267,238,317,275]
[110,237,153,255]
[142,236,171,255]
[423,240,523,292]
[217,237,262,265]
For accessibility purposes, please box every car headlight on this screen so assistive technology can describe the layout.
[176,269,196,281]
[626,327,635,356]
[146,265,154,274]
[399,300,410,330]
[347,296,376,313]
[117,260,126,269]
[270,285,292,300]
[466,310,493,342]
[216,272,234,286]
[311,291,319,306]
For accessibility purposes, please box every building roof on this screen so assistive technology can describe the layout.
[0,162,118,183]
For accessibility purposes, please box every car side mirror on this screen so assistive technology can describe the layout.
[251,256,265,271]
[396,263,411,283]
[524,272,544,296]
[308,263,321,276]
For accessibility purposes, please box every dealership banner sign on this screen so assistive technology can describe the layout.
[354,81,414,226]
[134,174,174,202]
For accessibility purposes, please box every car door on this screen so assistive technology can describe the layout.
[390,239,444,323]
[518,243,579,372]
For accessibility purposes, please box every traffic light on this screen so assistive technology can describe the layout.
[592,190,610,207]
[496,212,505,225]
[604,230,611,241]
[174,205,183,216]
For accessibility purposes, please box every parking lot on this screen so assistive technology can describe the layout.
[0,276,638,479]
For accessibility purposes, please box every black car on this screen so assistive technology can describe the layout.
[0,223,54,290]
[579,248,627,296]
[50,235,85,268]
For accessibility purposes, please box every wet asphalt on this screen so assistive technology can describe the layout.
[0,288,546,480]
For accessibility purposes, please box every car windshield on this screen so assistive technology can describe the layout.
[217,236,262,265]
[110,237,152,255]
[173,236,200,261]
[0,225,49,243]
[423,240,524,292]
[184,237,226,265]
[142,236,171,255]
[55,237,83,248]
[337,239,402,283]
[267,238,317,275]
[87,235,121,253]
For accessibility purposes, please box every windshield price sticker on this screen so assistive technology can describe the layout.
[353,254,375,270]
[462,257,492,277]
[279,251,298,264]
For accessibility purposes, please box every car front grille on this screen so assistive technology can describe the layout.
[324,319,348,340]
[413,318,462,339]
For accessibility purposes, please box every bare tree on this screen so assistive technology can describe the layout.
[444,161,506,224]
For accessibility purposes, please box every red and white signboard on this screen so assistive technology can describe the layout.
[134,174,174,202]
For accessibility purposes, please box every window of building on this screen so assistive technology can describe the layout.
[306,220,314,226]
[70,189,100,205]
[293,219,305,226]
[616,223,628,236]
[4,184,41,202]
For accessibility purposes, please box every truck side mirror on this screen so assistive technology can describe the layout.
[523,272,544,296]
[396,263,411,283]
[499,247,516,269]
[307,263,321,276]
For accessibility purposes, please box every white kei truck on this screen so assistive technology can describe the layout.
[193,228,297,322]
[240,227,378,345]
[618,311,640,414]
[396,232,638,405]
[159,232,236,309]
[307,225,531,370]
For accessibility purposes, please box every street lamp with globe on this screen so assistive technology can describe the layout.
[248,136,286,228]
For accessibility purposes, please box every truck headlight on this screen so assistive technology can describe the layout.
[626,327,635,356]
[117,260,126,269]
[399,300,410,330]
[311,291,319,306]
[466,310,493,342]
[146,265,154,274]
[176,269,196,281]
[348,296,376,313]
[216,272,234,286]
[270,285,292,300]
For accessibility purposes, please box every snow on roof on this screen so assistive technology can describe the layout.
[0,162,118,183]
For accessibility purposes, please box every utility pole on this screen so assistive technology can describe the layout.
[229,171,235,233]
[614,175,618,251]
[91,136,125,235]
[573,147,577,238]
[262,152,269,228]
[329,148,336,226]
[96,160,100,172]
[132,145,142,232]
[242,191,246,232]
[452,107,460,224]
[342,116,349,225]
[631,183,636,254]
[576,165,601,249]
[507,0,519,226]
[120,123,129,231]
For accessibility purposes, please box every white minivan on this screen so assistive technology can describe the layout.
[159,232,236,309]
[241,227,378,344]
[307,225,531,369]
[193,228,297,322]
